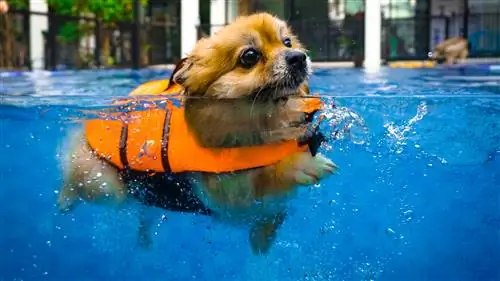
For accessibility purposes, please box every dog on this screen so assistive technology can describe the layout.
[57,12,337,255]
[430,36,469,65]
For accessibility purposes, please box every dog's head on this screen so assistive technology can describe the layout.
[170,12,311,101]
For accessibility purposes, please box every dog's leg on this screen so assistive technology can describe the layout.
[58,177,81,212]
[445,54,455,65]
[458,48,468,64]
[137,205,157,249]
[249,211,287,255]
[58,139,127,213]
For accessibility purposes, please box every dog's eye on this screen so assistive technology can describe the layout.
[239,48,261,68]
[283,38,292,48]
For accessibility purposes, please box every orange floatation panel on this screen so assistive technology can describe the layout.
[84,79,323,174]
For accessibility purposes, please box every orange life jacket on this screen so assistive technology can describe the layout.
[84,79,323,174]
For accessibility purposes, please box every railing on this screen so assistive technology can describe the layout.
[287,17,364,62]
[2,10,499,70]
[467,13,500,57]
[197,14,365,62]
[382,13,500,61]
[198,12,499,63]
[0,9,30,70]
[0,9,181,70]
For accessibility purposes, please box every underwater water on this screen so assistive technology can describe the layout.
[0,67,499,281]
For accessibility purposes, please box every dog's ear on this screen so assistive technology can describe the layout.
[167,57,192,90]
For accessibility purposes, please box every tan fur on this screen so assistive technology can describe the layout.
[57,12,336,255]
[431,36,469,65]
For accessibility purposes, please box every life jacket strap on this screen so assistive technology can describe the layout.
[117,108,174,173]
[299,127,326,157]
[161,109,173,172]
[119,124,129,169]
[299,107,327,157]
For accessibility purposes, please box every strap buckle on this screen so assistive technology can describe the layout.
[298,109,327,157]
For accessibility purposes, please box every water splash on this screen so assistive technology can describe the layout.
[384,101,428,153]
[319,100,370,151]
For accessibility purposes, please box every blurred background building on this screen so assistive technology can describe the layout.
[1,0,499,70]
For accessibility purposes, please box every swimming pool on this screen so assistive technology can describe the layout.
[1,67,499,281]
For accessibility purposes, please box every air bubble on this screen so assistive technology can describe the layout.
[385,227,396,235]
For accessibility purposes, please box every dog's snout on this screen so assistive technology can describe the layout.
[285,51,306,69]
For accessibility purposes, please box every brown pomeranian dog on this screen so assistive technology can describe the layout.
[430,36,469,65]
[57,12,337,255]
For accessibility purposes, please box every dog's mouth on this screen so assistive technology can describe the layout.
[248,84,296,103]
[248,77,306,103]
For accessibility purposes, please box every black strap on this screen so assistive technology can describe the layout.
[298,109,326,157]
[119,123,129,169]
[299,127,326,157]
[161,109,172,172]
[304,109,320,123]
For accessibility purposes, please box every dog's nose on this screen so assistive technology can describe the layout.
[285,51,307,69]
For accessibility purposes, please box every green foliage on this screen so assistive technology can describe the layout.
[9,0,149,23]
[8,0,149,60]
[89,0,144,22]
[46,0,78,15]
[46,0,148,23]
[58,22,81,43]
[6,0,29,9]
[44,0,148,43]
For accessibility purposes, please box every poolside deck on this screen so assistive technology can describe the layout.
[147,61,356,70]
[147,57,500,70]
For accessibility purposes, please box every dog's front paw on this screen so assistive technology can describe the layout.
[291,153,338,185]
[137,225,153,250]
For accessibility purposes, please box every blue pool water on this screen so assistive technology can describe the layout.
[1,67,499,281]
